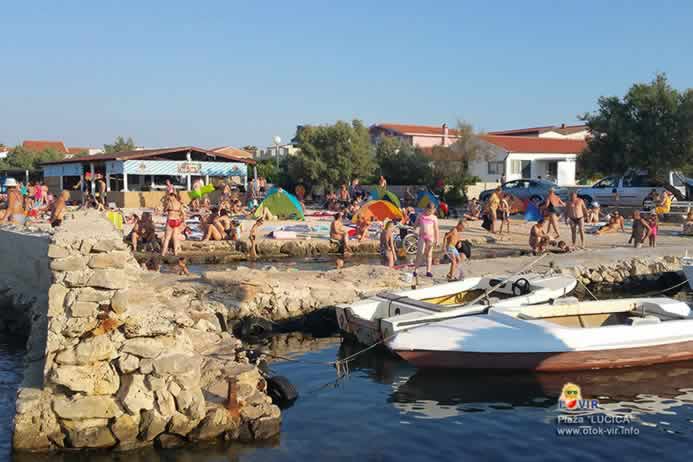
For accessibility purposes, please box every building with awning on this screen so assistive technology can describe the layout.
[41,146,255,208]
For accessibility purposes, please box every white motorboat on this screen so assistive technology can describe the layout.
[683,257,693,290]
[385,297,693,371]
[336,274,577,346]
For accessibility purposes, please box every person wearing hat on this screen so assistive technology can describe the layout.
[1,178,25,222]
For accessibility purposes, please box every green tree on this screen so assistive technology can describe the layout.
[104,136,137,154]
[375,137,433,185]
[289,120,375,190]
[580,73,693,178]
[0,146,65,172]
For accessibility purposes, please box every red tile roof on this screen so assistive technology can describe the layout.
[480,135,586,154]
[488,124,587,136]
[22,140,67,153]
[67,147,90,155]
[372,123,461,137]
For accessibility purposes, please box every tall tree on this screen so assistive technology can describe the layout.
[104,136,137,154]
[580,73,693,178]
[289,120,375,189]
[375,137,433,185]
[0,146,65,172]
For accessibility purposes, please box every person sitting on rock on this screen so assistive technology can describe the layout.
[132,211,157,251]
[330,212,350,255]
[355,215,370,241]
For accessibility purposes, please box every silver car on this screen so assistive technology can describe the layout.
[479,179,567,204]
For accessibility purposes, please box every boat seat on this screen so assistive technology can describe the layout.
[516,302,639,320]
[627,316,661,326]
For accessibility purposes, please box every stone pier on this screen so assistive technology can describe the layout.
[0,211,280,452]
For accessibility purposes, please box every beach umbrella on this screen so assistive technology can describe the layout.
[352,200,404,223]
[415,191,440,210]
[253,188,304,220]
[371,186,401,209]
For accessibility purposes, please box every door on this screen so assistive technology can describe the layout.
[521,161,531,178]
[621,173,664,207]
[592,176,619,205]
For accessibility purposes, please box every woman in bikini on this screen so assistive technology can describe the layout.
[543,188,565,239]
[162,193,184,256]
[413,202,440,278]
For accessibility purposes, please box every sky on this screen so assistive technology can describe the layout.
[1,0,691,150]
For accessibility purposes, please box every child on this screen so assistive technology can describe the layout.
[379,221,397,268]
[177,257,190,275]
[248,218,264,260]
[335,258,344,270]
[648,213,658,248]
[443,220,466,281]
[498,194,511,234]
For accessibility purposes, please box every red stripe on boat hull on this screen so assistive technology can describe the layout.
[393,341,693,371]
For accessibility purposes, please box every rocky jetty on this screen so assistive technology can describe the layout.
[558,255,684,289]
[202,265,414,322]
[2,211,280,452]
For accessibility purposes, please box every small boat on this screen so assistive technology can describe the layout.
[386,297,693,371]
[336,274,577,346]
[683,257,693,290]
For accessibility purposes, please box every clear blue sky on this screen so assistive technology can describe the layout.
[1,0,691,150]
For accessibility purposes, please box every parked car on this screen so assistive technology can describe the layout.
[577,170,686,207]
[479,179,568,205]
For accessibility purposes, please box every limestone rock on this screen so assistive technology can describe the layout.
[118,374,154,414]
[123,311,176,337]
[70,301,100,317]
[64,270,93,288]
[48,244,71,259]
[62,418,117,448]
[155,389,177,417]
[51,255,87,272]
[50,361,120,395]
[116,353,140,374]
[76,287,114,303]
[189,408,239,441]
[157,433,187,449]
[251,415,281,440]
[139,409,168,441]
[61,317,98,338]
[111,289,129,314]
[13,390,64,451]
[55,335,117,365]
[88,251,130,269]
[92,239,128,253]
[153,353,201,376]
[175,388,206,420]
[168,412,197,436]
[53,395,123,419]
[120,337,165,358]
[110,413,140,444]
[88,269,128,290]
[48,284,69,317]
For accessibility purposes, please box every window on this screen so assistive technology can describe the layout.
[488,161,504,175]
[509,160,521,175]
[594,176,617,188]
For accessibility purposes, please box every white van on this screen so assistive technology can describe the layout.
[577,170,686,207]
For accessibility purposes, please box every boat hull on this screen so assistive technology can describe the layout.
[683,264,693,291]
[393,340,693,371]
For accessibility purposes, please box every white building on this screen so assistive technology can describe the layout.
[259,144,299,161]
[470,135,584,186]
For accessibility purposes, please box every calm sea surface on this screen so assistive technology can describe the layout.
[3,290,693,461]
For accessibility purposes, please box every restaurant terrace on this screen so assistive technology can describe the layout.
[41,146,255,208]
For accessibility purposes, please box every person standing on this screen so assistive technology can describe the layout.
[486,187,501,234]
[2,178,25,222]
[629,211,650,249]
[443,220,466,281]
[543,188,565,239]
[162,193,185,256]
[566,192,589,249]
[413,203,440,278]
[379,221,397,268]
